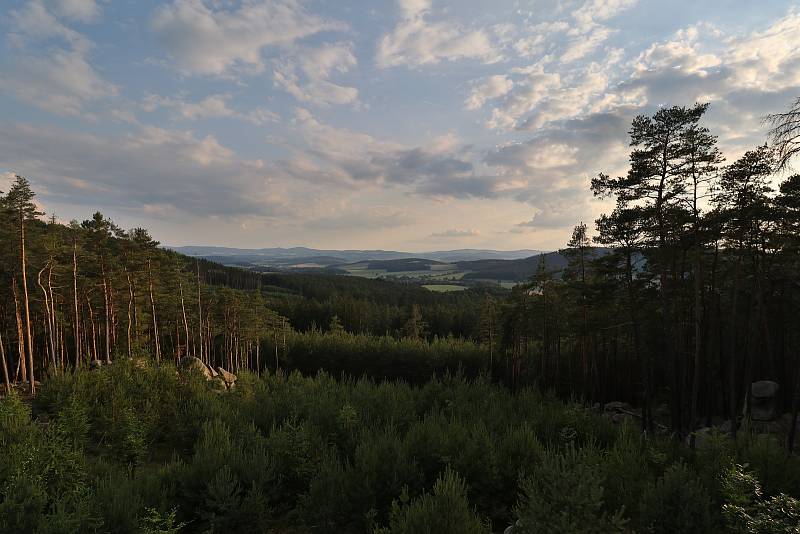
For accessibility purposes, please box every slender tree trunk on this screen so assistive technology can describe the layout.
[47,264,59,371]
[197,260,203,363]
[12,278,27,383]
[126,267,133,358]
[788,283,800,452]
[101,261,111,363]
[729,256,742,437]
[0,328,10,394]
[147,259,161,362]
[179,279,190,358]
[19,214,35,392]
[37,263,56,369]
[690,244,705,432]
[72,240,81,367]
[87,297,98,362]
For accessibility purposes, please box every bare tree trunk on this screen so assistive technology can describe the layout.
[72,241,81,369]
[12,278,27,383]
[729,256,742,437]
[47,265,60,371]
[101,261,111,363]
[196,259,203,364]
[126,267,133,358]
[87,297,98,362]
[689,247,705,433]
[19,214,35,392]
[179,279,190,359]
[37,263,57,370]
[0,328,10,394]
[147,259,161,362]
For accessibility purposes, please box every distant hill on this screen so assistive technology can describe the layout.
[170,246,615,283]
[169,246,542,265]
[457,252,571,281]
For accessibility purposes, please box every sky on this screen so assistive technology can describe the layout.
[1,0,798,251]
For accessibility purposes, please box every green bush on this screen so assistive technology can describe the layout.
[639,461,715,533]
[722,463,800,533]
[513,444,627,534]
[375,468,489,534]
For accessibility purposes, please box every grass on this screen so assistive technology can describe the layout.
[422,284,467,292]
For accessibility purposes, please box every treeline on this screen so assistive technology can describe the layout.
[491,101,800,441]
[265,330,491,384]
[260,272,498,339]
[0,187,287,395]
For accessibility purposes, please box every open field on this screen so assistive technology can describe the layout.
[421,284,468,292]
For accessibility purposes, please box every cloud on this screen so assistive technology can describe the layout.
[53,0,101,22]
[1,48,118,117]
[142,93,279,124]
[1,1,117,116]
[465,75,514,110]
[150,0,346,76]
[305,207,412,231]
[430,228,480,238]
[572,0,638,31]
[273,42,360,107]
[377,0,501,68]
[283,109,483,190]
[0,123,288,218]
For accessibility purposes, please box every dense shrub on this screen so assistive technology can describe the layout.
[513,444,627,533]
[375,468,489,534]
[2,359,800,532]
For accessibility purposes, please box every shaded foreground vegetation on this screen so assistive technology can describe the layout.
[3,359,800,533]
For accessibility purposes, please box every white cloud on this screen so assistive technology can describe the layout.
[2,2,116,116]
[53,0,100,22]
[8,0,89,50]
[561,26,614,62]
[572,0,638,32]
[430,228,480,238]
[273,42,360,107]
[0,123,287,217]
[142,93,279,124]
[377,0,501,68]
[465,75,514,110]
[1,49,117,117]
[150,0,346,76]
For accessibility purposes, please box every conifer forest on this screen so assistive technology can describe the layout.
[2,98,800,533]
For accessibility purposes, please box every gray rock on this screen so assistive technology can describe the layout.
[752,380,779,399]
[751,381,780,421]
[686,427,718,449]
[217,367,237,384]
[604,401,632,412]
[179,356,214,380]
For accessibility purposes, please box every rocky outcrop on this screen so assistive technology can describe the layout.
[751,380,780,421]
[603,401,639,425]
[179,356,214,380]
[217,367,237,385]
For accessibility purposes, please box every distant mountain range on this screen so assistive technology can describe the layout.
[170,246,543,264]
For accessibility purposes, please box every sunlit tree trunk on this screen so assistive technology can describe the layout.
[12,278,27,383]
[72,240,81,367]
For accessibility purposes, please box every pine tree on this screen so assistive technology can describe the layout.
[4,176,43,392]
